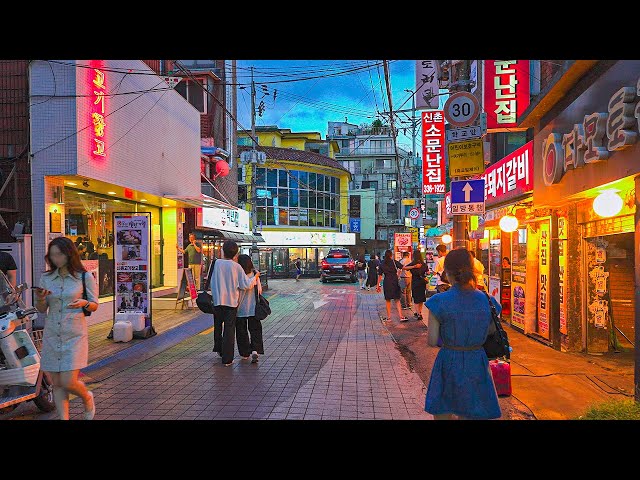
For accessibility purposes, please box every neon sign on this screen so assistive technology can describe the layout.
[91,63,106,159]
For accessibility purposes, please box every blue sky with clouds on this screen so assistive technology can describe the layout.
[235,60,418,152]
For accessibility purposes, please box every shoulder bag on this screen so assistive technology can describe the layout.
[482,291,510,359]
[253,278,271,321]
[196,258,216,314]
[81,271,91,317]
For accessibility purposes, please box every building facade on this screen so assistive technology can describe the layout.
[237,127,354,278]
[29,59,204,325]
[327,121,420,253]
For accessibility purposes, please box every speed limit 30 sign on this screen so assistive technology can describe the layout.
[443,91,480,127]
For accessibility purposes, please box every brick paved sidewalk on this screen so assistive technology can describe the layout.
[61,279,432,420]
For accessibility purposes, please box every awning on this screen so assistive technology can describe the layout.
[198,228,265,244]
[163,193,234,209]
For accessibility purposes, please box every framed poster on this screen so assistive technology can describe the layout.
[537,221,550,339]
[113,212,154,336]
[558,215,568,335]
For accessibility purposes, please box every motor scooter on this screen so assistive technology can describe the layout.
[0,272,55,416]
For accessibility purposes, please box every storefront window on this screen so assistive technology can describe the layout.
[267,168,277,188]
[63,188,163,298]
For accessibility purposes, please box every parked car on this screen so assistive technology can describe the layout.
[320,249,356,283]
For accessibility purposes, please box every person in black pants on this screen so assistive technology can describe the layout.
[235,254,265,363]
[210,241,260,366]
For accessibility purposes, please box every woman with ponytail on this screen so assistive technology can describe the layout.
[423,248,502,420]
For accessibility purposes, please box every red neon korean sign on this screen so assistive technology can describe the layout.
[422,110,446,195]
[481,140,534,207]
[89,61,106,159]
[484,60,530,130]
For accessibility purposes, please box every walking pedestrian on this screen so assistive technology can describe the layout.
[295,258,302,281]
[210,240,260,366]
[356,254,367,289]
[235,254,265,364]
[376,249,407,322]
[402,249,429,321]
[177,233,203,290]
[34,237,99,420]
[469,250,486,291]
[424,248,502,420]
[398,251,412,309]
[366,254,379,290]
[433,243,451,293]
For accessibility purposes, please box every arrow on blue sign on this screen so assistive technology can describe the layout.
[451,179,485,204]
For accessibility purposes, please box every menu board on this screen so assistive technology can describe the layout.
[113,213,152,326]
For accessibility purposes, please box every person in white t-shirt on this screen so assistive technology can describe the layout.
[469,250,486,291]
[433,244,450,293]
[210,240,260,366]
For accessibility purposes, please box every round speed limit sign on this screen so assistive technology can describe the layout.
[408,207,420,220]
[443,91,480,127]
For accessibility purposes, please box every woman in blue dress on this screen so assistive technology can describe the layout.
[424,248,501,420]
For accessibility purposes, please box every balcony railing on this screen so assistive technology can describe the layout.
[337,147,397,156]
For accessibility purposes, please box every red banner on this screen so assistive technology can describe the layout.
[422,110,446,195]
[481,140,534,207]
[484,60,530,130]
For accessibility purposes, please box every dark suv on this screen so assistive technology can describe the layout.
[320,248,356,283]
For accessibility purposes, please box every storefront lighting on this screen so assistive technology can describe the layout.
[140,199,148,202]
[484,229,490,238]
[163,204,170,207]
[66,181,77,186]
[54,186,64,205]
[499,214,519,233]
[593,189,623,218]
[441,234,452,244]
[77,192,86,195]
[107,191,117,195]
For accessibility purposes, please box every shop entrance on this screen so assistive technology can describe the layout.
[584,232,635,352]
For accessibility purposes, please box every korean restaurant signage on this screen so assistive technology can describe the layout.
[349,195,361,218]
[114,213,152,328]
[537,221,550,339]
[484,60,530,130]
[394,233,413,251]
[482,140,533,207]
[422,110,446,195]
[201,208,250,234]
[542,77,640,186]
[558,215,568,335]
[445,191,452,218]
[90,62,107,159]
[448,139,484,177]
[415,60,439,110]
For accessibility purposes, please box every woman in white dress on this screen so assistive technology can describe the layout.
[34,237,98,420]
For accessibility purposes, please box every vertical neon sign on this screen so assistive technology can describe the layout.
[90,61,106,159]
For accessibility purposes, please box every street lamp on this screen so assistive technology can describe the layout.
[593,189,623,218]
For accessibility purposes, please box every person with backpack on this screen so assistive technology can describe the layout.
[235,254,265,364]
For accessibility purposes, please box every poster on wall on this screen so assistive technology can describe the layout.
[113,213,155,338]
[488,277,501,304]
[558,215,568,335]
[511,264,526,330]
[537,221,550,338]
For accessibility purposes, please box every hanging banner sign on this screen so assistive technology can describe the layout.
[558,215,568,335]
[484,60,530,130]
[537,221,550,338]
[422,110,446,195]
[114,213,153,333]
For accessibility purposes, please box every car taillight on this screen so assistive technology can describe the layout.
[347,260,355,268]
[321,260,329,268]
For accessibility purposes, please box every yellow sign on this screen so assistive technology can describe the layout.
[402,199,416,206]
[409,227,419,243]
[448,139,484,176]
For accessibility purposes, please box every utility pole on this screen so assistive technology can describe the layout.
[451,60,471,250]
[383,60,403,229]
[249,67,261,276]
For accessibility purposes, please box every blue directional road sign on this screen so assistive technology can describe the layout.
[349,218,361,233]
[450,179,485,215]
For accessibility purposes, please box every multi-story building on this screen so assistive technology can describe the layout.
[236,126,354,278]
[328,121,423,254]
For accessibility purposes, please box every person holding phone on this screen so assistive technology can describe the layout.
[34,237,99,420]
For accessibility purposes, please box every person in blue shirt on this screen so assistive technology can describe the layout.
[424,247,502,420]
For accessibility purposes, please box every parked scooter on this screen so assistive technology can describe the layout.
[0,271,55,415]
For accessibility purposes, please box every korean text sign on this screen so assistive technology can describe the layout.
[484,60,530,130]
[481,140,533,207]
[422,110,446,195]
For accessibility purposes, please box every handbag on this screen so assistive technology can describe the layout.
[196,258,216,314]
[482,292,510,359]
[253,280,271,321]
[81,271,91,317]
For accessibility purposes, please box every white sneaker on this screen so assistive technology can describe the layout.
[399,317,409,322]
[83,391,96,420]
[251,351,259,363]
